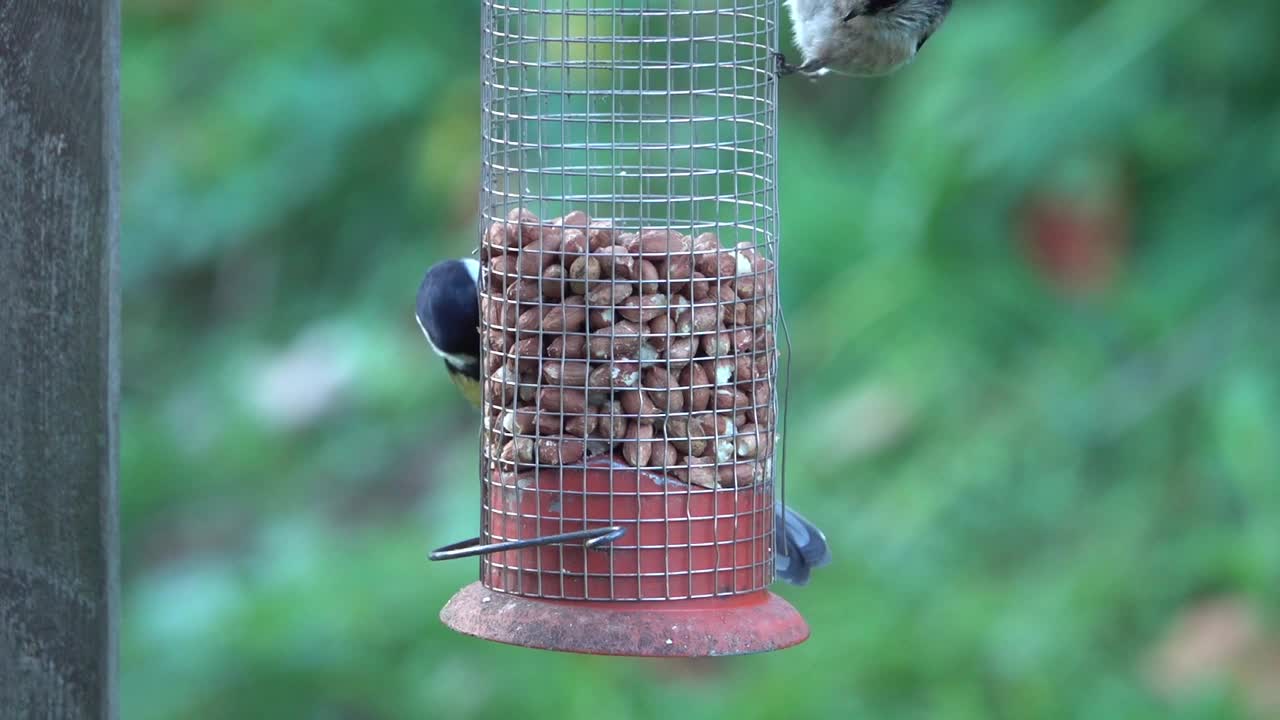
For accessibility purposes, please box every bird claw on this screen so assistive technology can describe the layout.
[773,51,798,77]
[775,51,827,80]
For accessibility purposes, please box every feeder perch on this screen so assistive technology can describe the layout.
[430,0,809,657]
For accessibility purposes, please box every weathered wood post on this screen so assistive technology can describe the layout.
[0,1,121,718]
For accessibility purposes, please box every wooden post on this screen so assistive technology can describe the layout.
[0,2,121,718]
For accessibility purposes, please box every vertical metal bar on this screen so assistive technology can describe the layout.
[0,1,121,716]
[769,0,786,586]
[478,0,493,597]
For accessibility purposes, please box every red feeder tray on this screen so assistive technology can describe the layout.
[433,456,810,656]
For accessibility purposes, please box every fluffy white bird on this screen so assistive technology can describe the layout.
[779,0,954,78]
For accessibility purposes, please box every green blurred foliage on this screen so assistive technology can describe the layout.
[122,1,1280,718]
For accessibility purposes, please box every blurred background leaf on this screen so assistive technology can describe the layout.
[122,1,1280,718]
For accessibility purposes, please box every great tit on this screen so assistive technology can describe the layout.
[415,258,483,406]
[414,257,830,585]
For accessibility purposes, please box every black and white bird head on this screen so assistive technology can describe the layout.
[415,258,483,403]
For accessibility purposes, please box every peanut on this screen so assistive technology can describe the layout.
[619,389,658,417]
[586,279,633,306]
[588,320,642,359]
[568,255,602,296]
[665,336,697,367]
[505,279,543,303]
[486,255,519,290]
[538,387,588,414]
[587,220,615,249]
[542,264,567,300]
[515,236,562,276]
[642,368,685,414]
[647,441,680,469]
[733,423,772,459]
[595,246,637,280]
[561,229,589,256]
[688,271,711,301]
[547,334,586,359]
[718,461,760,487]
[621,421,655,468]
[484,220,515,255]
[653,254,695,293]
[630,229,683,256]
[541,300,588,334]
[484,328,513,355]
[481,294,519,330]
[538,438,586,465]
[687,232,717,252]
[646,314,677,352]
[515,306,544,332]
[511,336,542,372]
[696,250,737,278]
[499,436,537,467]
[563,413,598,438]
[588,361,641,389]
[714,388,750,411]
[588,307,615,329]
[703,358,736,386]
[617,293,669,323]
[637,259,661,294]
[664,414,709,457]
[674,304,720,334]
[506,208,541,245]
[588,400,629,440]
[559,210,590,230]
[542,360,590,386]
[673,465,719,489]
[497,407,538,436]
[679,362,712,412]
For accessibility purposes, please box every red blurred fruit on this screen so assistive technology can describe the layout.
[1019,183,1131,295]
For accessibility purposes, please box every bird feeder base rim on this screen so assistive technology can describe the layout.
[438,581,810,657]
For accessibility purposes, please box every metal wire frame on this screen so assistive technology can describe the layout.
[474,0,783,602]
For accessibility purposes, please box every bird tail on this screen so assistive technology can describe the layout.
[774,504,832,586]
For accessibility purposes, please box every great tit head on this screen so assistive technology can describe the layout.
[415,258,481,374]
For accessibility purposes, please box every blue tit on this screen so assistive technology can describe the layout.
[774,505,832,586]
[414,256,830,586]
[415,258,483,407]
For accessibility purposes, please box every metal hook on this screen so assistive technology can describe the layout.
[428,526,626,562]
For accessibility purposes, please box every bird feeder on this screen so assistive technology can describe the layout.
[430,0,809,656]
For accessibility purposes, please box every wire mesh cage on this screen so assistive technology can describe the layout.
[435,0,808,656]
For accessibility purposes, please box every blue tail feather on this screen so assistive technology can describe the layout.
[774,504,831,586]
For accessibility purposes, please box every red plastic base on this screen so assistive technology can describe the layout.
[484,456,774,600]
[439,581,810,657]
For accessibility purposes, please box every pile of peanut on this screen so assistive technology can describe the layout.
[480,207,777,489]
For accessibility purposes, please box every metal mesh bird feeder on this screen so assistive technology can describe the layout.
[431,0,808,656]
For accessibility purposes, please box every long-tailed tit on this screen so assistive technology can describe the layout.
[778,0,954,78]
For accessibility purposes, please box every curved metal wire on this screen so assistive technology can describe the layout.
[429,526,627,561]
